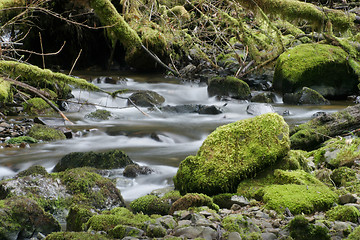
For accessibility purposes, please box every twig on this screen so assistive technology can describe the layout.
[4,76,74,125]
[126,97,151,117]
[6,41,66,56]
[39,32,45,69]
[69,49,82,76]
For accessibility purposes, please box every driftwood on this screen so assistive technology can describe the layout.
[290,104,360,150]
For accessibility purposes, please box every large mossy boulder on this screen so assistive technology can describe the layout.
[173,113,290,195]
[273,43,358,99]
[283,87,330,105]
[0,196,61,239]
[127,90,165,107]
[207,76,251,100]
[53,149,133,172]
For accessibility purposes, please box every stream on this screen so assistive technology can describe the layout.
[0,72,353,201]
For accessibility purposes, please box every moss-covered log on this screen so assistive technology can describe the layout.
[237,0,356,31]
[0,60,101,103]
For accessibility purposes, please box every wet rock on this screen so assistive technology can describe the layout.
[227,232,242,240]
[251,92,276,103]
[173,226,217,240]
[146,223,167,238]
[85,109,112,121]
[179,64,197,77]
[53,149,133,172]
[123,164,154,178]
[27,124,66,141]
[208,76,251,100]
[127,90,165,107]
[339,193,357,205]
[34,117,69,126]
[169,193,219,214]
[246,103,275,115]
[231,195,250,207]
[158,104,222,115]
[262,232,278,240]
[283,87,330,105]
[16,165,48,178]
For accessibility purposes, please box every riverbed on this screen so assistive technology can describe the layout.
[0,72,353,201]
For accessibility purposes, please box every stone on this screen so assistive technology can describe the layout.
[208,76,251,100]
[283,87,330,105]
[261,232,278,240]
[127,90,165,107]
[227,232,242,240]
[158,104,222,115]
[251,92,276,103]
[173,226,217,240]
[231,195,250,207]
[123,164,153,178]
[339,193,357,205]
[246,103,275,115]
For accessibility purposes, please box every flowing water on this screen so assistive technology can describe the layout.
[0,72,353,201]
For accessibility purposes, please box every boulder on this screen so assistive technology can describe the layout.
[85,109,112,121]
[207,76,251,100]
[0,196,61,239]
[53,149,133,172]
[169,193,219,214]
[283,87,330,105]
[127,90,165,107]
[251,92,276,103]
[27,124,66,141]
[123,164,153,178]
[273,43,358,99]
[246,103,275,115]
[158,104,222,115]
[174,113,290,195]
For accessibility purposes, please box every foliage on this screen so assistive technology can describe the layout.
[169,193,219,214]
[326,205,360,223]
[6,136,38,144]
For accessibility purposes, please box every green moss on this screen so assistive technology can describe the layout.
[130,194,171,215]
[276,150,311,171]
[287,215,330,240]
[0,77,12,103]
[212,193,236,209]
[222,214,261,238]
[260,184,338,214]
[347,226,360,240]
[16,165,48,177]
[174,113,290,195]
[85,109,112,121]
[44,232,110,240]
[290,127,326,151]
[331,167,357,187]
[207,76,251,100]
[66,204,94,232]
[273,44,358,98]
[23,97,56,115]
[6,136,38,144]
[27,124,66,141]
[326,205,360,223]
[169,193,219,214]
[273,169,323,186]
[167,6,190,21]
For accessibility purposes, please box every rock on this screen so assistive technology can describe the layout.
[146,223,166,238]
[283,87,330,105]
[27,124,66,141]
[123,164,153,178]
[273,43,359,99]
[53,149,133,172]
[158,104,222,115]
[287,215,330,240]
[66,204,94,232]
[127,90,165,107]
[23,97,56,115]
[169,193,219,214]
[174,113,290,195]
[16,165,48,178]
[251,92,276,103]
[173,226,217,240]
[246,103,275,115]
[326,205,360,223]
[0,196,61,239]
[261,232,278,240]
[85,109,112,121]
[34,117,69,126]
[227,232,242,240]
[207,76,251,100]
[45,232,111,239]
[130,194,171,215]
[230,195,250,207]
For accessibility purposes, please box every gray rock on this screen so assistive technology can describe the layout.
[231,195,250,207]
[123,164,153,178]
[128,90,165,107]
[261,232,277,240]
[339,193,357,205]
[246,103,275,115]
[174,226,217,240]
[227,232,242,240]
[208,76,251,100]
[283,87,330,105]
[156,215,177,229]
[158,104,222,115]
[251,92,276,103]
[146,223,166,238]
[124,226,144,238]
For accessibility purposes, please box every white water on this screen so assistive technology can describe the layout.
[0,73,351,201]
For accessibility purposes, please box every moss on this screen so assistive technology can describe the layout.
[276,150,311,171]
[273,44,358,98]
[212,193,236,209]
[207,76,251,100]
[326,205,360,223]
[331,167,357,187]
[259,184,338,214]
[287,215,330,240]
[16,165,48,177]
[273,169,323,186]
[0,77,12,103]
[130,194,171,215]
[44,232,110,240]
[146,224,167,238]
[290,127,326,151]
[27,124,66,141]
[53,149,133,172]
[169,193,219,214]
[85,207,152,232]
[6,136,38,144]
[222,214,261,238]
[237,176,274,200]
[23,97,56,115]
[347,226,360,240]
[167,6,191,21]
[174,113,290,195]
[85,109,112,121]
[66,204,94,232]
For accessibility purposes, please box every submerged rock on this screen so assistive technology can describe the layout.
[283,87,330,105]
[158,104,222,115]
[85,109,112,121]
[174,113,290,195]
[123,164,153,178]
[246,103,275,115]
[273,43,358,99]
[207,76,251,100]
[27,124,66,141]
[127,90,165,107]
[53,149,133,172]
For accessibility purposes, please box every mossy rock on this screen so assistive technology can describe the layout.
[330,167,357,187]
[309,138,360,168]
[276,150,312,172]
[66,204,94,232]
[222,214,261,237]
[130,194,171,215]
[27,124,66,141]
[127,90,165,107]
[258,184,338,214]
[6,136,38,144]
[283,87,330,105]
[55,167,125,209]
[169,193,219,214]
[85,207,152,233]
[347,225,360,240]
[287,215,330,240]
[326,205,360,223]
[0,77,12,103]
[23,97,57,115]
[53,149,133,172]
[207,76,251,100]
[174,113,290,195]
[44,232,110,240]
[85,109,112,121]
[273,43,358,99]
[212,193,236,209]
[0,196,61,239]
[273,169,324,186]
[16,165,48,178]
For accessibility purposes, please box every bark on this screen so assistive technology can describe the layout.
[290,104,360,151]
